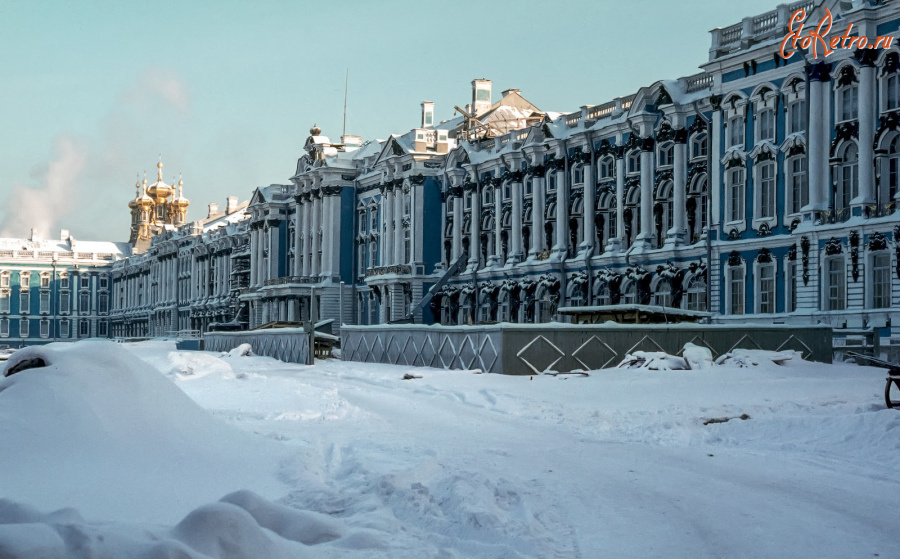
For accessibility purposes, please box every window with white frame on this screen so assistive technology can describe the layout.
[0,290,8,313]
[657,142,674,168]
[19,272,29,288]
[727,167,746,222]
[59,292,70,314]
[685,274,707,311]
[20,318,29,338]
[838,82,859,122]
[728,116,745,148]
[40,319,49,338]
[0,273,8,288]
[571,165,584,186]
[653,278,672,307]
[403,226,411,263]
[598,156,615,180]
[370,241,378,268]
[358,211,366,233]
[80,292,90,312]
[626,150,641,175]
[370,206,378,230]
[60,319,69,338]
[80,320,89,337]
[788,100,806,134]
[786,260,798,313]
[728,266,745,315]
[824,257,846,311]
[787,155,808,214]
[98,293,108,314]
[40,291,49,314]
[59,274,68,289]
[884,135,900,205]
[691,133,707,160]
[0,318,8,337]
[546,172,557,192]
[756,263,776,313]
[503,181,511,201]
[20,290,29,314]
[756,160,776,220]
[80,275,90,289]
[98,321,108,337]
[99,274,108,289]
[871,252,892,309]
[40,274,50,288]
[886,72,900,111]
[757,108,775,143]
[837,143,859,209]
[524,177,533,197]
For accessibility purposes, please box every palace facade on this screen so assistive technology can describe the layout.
[41,0,900,354]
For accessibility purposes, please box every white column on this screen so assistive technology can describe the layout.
[321,194,334,278]
[293,200,303,276]
[311,196,321,277]
[710,107,723,226]
[857,61,876,205]
[383,189,393,265]
[553,165,568,260]
[637,148,654,248]
[670,137,687,245]
[394,188,403,265]
[807,76,827,211]
[452,193,463,260]
[493,186,502,266]
[530,176,545,257]
[302,200,311,277]
[581,156,595,256]
[248,230,256,288]
[469,185,481,270]
[510,179,523,263]
[615,155,625,249]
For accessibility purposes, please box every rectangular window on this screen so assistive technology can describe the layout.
[547,173,557,192]
[80,320,89,337]
[20,318,29,338]
[80,293,90,312]
[758,109,775,142]
[40,275,50,288]
[789,100,806,134]
[60,275,69,289]
[0,318,7,337]
[81,275,90,289]
[786,261,798,313]
[888,75,900,111]
[0,275,8,288]
[872,253,891,309]
[790,157,808,213]
[729,267,745,315]
[728,168,745,222]
[60,292,70,314]
[99,275,108,289]
[0,290,8,313]
[20,291,30,314]
[729,117,744,148]
[359,212,366,233]
[60,320,69,338]
[758,265,775,313]
[840,87,858,121]
[98,321,108,337]
[759,162,776,219]
[98,293,109,314]
[40,319,49,338]
[827,258,846,311]
[40,291,50,313]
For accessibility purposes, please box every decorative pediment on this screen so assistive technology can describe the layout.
[727,250,743,266]
[829,122,859,157]
[748,141,778,161]
[721,149,746,169]
[756,247,773,263]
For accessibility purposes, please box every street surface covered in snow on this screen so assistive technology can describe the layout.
[0,339,898,558]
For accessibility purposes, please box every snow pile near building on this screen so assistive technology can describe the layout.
[0,339,898,558]
[617,344,799,370]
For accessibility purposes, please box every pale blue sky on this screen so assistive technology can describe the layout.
[0,0,778,241]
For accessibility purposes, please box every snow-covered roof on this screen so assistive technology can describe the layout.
[0,235,130,258]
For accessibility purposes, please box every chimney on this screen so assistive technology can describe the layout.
[472,78,492,117]
[421,101,435,128]
[208,203,219,218]
[30,228,38,242]
[59,229,69,241]
[226,196,238,214]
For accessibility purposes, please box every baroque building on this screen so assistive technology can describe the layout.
[0,230,127,347]
[107,0,900,355]
[128,160,190,253]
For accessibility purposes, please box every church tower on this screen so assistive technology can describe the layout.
[127,158,189,253]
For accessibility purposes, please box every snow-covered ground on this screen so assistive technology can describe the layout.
[0,339,898,558]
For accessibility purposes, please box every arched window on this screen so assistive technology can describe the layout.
[483,185,494,206]
[598,156,615,180]
[626,150,641,175]
[595,283,611,306]
[687,175,708,243]
[571,164,584,186]
[620,280,636,305]
[685,275,707,311]
[787,155,808,215]
[653,278,671,307]
[756,108,775,142]
[838,143,858,210]
[884,135,900,205]
[655,181,673,248]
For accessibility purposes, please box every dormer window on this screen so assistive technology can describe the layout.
[657,142,674,168]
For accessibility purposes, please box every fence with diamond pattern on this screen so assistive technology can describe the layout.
[341,323,833,374]
[204,328,310,364]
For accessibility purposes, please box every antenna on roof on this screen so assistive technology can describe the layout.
[342,68,349,138]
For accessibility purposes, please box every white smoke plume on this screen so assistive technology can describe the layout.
[0,67,190,241]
